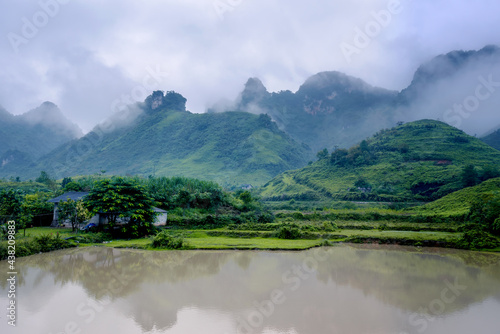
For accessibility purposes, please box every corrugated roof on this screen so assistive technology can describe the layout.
[48,192,89,203]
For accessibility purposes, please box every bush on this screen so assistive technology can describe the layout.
[322,221,338,231]
[151,230,185,249]
[34,233,70,252]
[0,234,75,260]
[457,228,500,250]
[276,224,302,239]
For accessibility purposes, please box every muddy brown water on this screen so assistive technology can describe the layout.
[1,245,500,334]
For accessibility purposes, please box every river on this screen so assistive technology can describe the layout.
[1,245,500,334]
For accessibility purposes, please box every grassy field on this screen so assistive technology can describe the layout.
[8,226,463,253]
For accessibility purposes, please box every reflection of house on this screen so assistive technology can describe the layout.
[48,192,167,227]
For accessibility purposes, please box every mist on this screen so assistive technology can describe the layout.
[1,0,500,134]
[400,49,500,137]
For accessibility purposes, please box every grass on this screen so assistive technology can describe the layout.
[16,227,74,238]
[410,177,500,215]
[1,222,491,258]
[259,120,500,202]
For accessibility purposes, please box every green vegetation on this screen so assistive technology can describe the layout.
[0,102,81,174]
[151,230,186,249]
[259,120,500,202]
[85,177,158,238]
[412,178,500,216]
[0,230,76,260]
[29,91,311,187]
[481,128,500,151]
[58,199,92,231]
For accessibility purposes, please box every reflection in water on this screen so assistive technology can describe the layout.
[1,245,500,334]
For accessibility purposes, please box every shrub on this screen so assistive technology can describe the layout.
[292,212,305,220]
[1,234,75,260]
[322,221,338,231]
[457,228,500,250]
[276,224,302,239]
[34,233,70,252]
[378,223,388,231]
[151,230,185,249]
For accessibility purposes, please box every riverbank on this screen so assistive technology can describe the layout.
[3,226,499,260]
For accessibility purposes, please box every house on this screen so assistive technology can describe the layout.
[48,192,89,227]
[153,207,168,226]
[48,192,167,227]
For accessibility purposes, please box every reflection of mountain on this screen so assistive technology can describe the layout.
[1,246,500,334]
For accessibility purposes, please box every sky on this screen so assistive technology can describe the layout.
[1,0,500,133]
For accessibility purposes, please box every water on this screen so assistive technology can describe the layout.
[1,245,500,334]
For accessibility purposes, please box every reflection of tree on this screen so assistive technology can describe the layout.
[315,245,500,313]
[2,246,500,334]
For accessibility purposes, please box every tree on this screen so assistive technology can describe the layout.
[316,148,329,161]
[0,189,23,224]
[239,191,253,204]
[61,177,73,188]
[84,178,157,237]
[354,177,371,189]
[359,140,369,152]
[64,182,83,192]
[468,193,500,236]
[330,148,348,165]
[21,193,54,227]
[480,165,500,182]
[35,171,57,190]
[58,199,92,232]
[461,164,478,187]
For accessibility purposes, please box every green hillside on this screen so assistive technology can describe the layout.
[0,102,82,160]
[33,91,312,187]
[482,128,500,150]
[259,120,500,202]
[411,177,500,216]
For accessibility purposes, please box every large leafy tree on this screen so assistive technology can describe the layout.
[0,189,23,224]
[84,177,157,237]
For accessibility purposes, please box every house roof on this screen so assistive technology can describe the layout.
[153,207,167,213]
[48,192,89,203]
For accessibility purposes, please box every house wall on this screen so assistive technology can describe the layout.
[154,213,168,226]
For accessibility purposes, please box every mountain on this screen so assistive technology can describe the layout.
[212,72,399,152]
[213,45,500,153]
[0,102,82,169]
[29,91,312,186]
[481,128,500,150]
[258,120,500,202]
[399,45,500,104]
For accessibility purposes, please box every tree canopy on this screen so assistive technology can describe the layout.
[84,177,157,237]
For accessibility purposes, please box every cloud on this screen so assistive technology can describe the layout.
[0,0,499,132]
